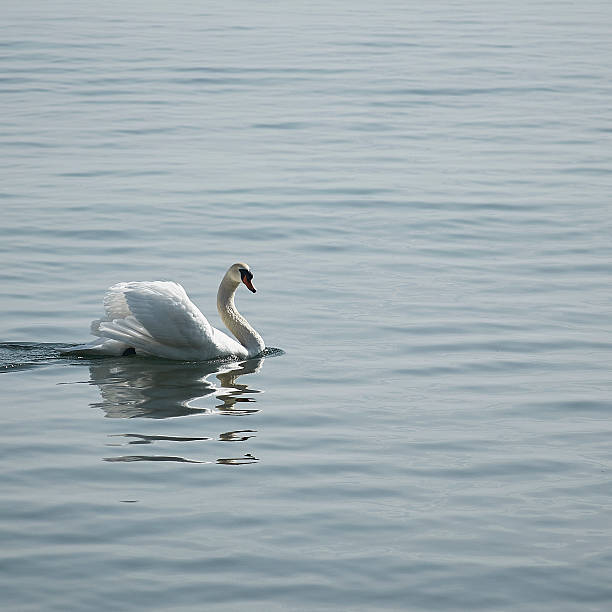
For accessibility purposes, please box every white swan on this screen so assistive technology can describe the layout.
[63,263,265,360]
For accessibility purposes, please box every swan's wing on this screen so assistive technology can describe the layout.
[116,281,215,349]
[103,283,132,320]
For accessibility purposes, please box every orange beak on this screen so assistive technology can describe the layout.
[242,277,256,293]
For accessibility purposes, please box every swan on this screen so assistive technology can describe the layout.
[62,263,265,360]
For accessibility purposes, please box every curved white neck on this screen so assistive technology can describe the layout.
[217,274,265,357]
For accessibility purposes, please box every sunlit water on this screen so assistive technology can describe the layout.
[2,2,612,611]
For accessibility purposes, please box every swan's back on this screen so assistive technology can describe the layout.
[111,281,212,346]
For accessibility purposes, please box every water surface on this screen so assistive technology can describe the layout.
[2,2,612,610]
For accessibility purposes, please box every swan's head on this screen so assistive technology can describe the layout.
[227,262,257,293]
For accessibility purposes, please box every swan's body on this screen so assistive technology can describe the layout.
[63,263,265,361]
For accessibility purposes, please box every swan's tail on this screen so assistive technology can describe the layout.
[92,315,185,359]
[58,338,130,357]
[58,316,150,357]
[59,316,172,358]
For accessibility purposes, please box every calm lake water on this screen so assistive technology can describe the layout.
[2,2,612,610]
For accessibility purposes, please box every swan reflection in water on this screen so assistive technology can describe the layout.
[87,355,267,465]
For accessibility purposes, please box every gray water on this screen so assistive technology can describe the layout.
[2,2,612,610]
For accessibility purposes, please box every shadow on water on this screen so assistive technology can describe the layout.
[0,342,282,466]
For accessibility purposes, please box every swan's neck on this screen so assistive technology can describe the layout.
[217,276,265,357]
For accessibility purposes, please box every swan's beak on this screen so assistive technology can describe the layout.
[240,268,256,293]
[243,278,256,293]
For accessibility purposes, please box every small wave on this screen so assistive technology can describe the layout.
[0,342,70,372]
[262,347,285,358]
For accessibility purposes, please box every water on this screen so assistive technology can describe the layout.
[2,1,612,610]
